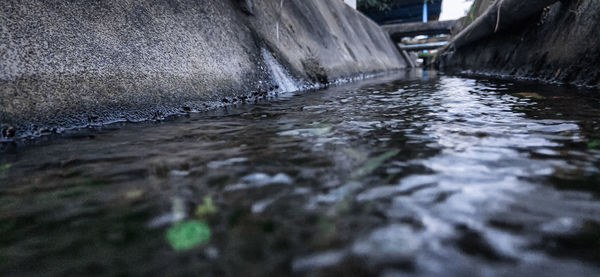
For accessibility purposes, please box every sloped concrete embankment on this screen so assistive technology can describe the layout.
[0,0,405,139]
[438,0,600,88]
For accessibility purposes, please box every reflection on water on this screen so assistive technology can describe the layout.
[1,70,600,276]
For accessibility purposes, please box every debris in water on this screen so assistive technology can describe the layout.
[124,189,144,200]
[251,197,276,214]
[207,157,248,169]
[278,127,332,137]
[224,172,293,191]
[169,170,190,177]
[195,195,217,217]
[513,92,545,99]
[351,149,400,179]
[166,220,211,251]
[292,250,347,272]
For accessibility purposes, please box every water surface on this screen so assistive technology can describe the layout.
[1,70,600,276]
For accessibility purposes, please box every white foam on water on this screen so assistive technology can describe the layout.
[261,48,300,93]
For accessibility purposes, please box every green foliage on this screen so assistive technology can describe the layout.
[357,0,394,11]
[418,52,435,58]
[358,0,435,12]
[468,3,475,22]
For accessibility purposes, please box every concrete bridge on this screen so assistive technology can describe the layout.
[382,20,456,41]
[381,20,456,67]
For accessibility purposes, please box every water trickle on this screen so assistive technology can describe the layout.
[261,48,300,92]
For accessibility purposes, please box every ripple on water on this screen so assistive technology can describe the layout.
[2,70,600,276]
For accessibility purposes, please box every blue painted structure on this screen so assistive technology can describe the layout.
[359,0,442,25]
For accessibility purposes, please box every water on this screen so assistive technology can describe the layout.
[261,48,300,93]
[1,70,600,276]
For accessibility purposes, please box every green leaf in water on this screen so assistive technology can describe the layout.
[195,195,217,217]
[587,139,600,149]
[352,149,400,179]
[166,220,211,251]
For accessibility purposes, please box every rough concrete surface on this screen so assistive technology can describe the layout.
[439,0,600,88]
[0,0,405,138]
[450,0,495,35]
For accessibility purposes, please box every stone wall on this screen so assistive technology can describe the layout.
[0,0,405,138]
[439,0,600,88]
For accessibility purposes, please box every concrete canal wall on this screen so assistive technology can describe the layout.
[439,0,600,88]
[0,0,405,139]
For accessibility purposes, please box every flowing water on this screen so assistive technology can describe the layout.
[1,70,600,276]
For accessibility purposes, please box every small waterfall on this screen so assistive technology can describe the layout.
[261,48,299,93]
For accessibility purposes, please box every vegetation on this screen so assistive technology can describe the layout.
[358,0,434,11]
[418,52,433,58]
[468,3,476,22]
[357,0,395,11]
